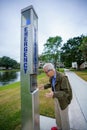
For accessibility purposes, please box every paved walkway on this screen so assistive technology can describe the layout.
[40,70,87,130]
[65,70,87,130]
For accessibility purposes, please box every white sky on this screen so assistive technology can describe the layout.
[0,0,87,62]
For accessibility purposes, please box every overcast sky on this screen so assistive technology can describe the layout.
[0,0,87,62]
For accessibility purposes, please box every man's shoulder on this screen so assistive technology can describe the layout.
[56,71,64,77]
[56,71,64,81]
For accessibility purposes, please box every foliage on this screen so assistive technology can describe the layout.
[0,56,19,69]
[41,36,62,68]
[39,35,87,69]
[79,36,87,61]
[61,36,84,68]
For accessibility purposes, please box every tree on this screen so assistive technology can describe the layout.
[79,36,87,61]
[61,36,84,68]
[42,36,62,68]
[0,56,18,69]
[0,58,1,67]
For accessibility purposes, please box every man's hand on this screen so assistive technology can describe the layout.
[45,90,53,98]
[38,84,44,90]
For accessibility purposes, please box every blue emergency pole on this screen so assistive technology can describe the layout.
[20,5,40,130]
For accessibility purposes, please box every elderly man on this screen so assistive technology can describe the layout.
[39,63,72,130]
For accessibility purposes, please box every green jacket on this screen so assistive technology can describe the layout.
[44,71,72,110]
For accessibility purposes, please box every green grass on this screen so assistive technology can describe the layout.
[57,68,64,72]
[72,69,87,81]
[0,69,20,72]
[0,82,21,130]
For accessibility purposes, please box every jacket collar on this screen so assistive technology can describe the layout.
[50,71,61,82]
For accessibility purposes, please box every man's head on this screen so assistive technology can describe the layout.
[43,63,55,77]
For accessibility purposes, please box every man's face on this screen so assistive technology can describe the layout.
[43,68,54,77]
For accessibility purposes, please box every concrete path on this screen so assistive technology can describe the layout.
[40,116,56,130]
[65,70,87,130]
[40,70,87,130]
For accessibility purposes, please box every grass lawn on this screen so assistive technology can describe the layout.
[72,69,87,81]
[0,82,21,130]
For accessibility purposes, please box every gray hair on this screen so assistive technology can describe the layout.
[43,63,55,71]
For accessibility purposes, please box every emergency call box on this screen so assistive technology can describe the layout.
[30,74,37,92]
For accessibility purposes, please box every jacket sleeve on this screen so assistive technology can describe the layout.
[53,76,70,99]
[44,78,51,89]
[44,83,51,89]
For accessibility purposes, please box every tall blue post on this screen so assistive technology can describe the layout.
[20,5,40,130]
